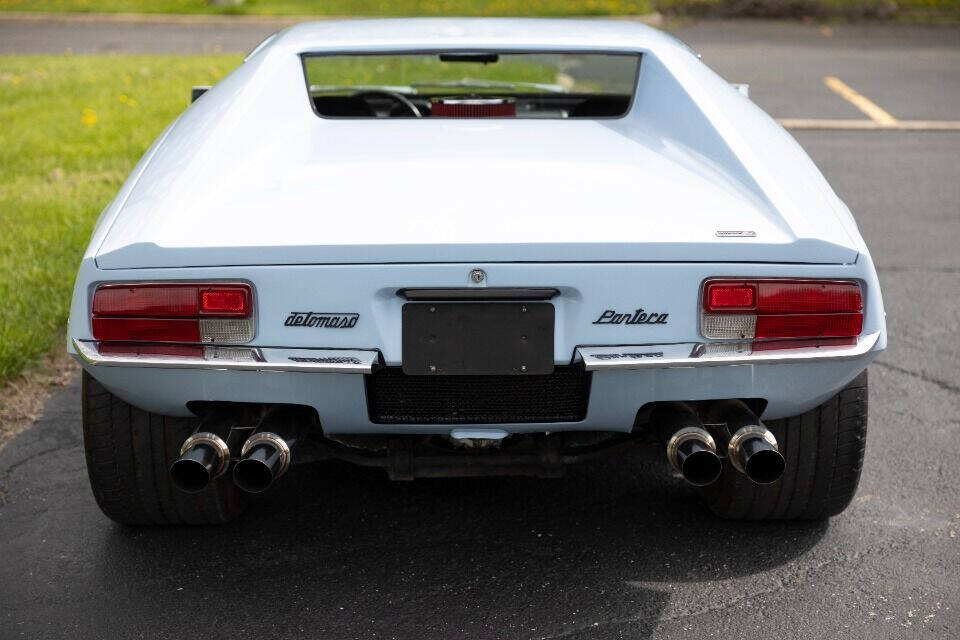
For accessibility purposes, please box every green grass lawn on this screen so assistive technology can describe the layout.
[0,54,241,386]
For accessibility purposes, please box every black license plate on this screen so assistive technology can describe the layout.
[402,303,554,375]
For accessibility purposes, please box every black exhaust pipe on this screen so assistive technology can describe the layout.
[712,401,785,485]
[651,403,723,487]
[170,432,230,493]
[233,432,292,494]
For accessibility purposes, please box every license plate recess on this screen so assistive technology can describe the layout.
[402,303,554,375]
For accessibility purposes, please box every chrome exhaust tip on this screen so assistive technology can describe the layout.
[232,432,291,494]
[667,426,723,487]
[728,426,785,485]
[170,432,230,493]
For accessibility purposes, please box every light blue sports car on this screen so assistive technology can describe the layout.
[68,19,886,524]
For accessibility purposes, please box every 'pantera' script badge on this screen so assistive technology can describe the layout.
[593,308,669,325]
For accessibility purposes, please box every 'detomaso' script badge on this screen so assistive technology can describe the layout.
[284,311,359,329]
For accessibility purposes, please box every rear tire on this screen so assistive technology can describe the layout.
[82,371,246,525]
[702,370,868,520]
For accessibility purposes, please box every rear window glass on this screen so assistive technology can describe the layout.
[302,52,641,119]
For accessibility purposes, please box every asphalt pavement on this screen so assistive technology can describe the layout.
[1,17,959,640]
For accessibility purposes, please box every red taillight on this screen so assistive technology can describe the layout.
[701,279,863,351]
[97,343,206,358]
[92,285,198,317]
[199,288,250,316]
[705,280,861,315]
[751,337,857,352]
[756,281,861,314]
[704,283,756,311]
[92,317,201,343]
[92,283,253,344]
[754,313,863,339]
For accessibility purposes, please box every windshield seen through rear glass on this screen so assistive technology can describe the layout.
[302,52,641,119]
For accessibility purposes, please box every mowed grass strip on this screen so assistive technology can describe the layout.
[0,54,241,386]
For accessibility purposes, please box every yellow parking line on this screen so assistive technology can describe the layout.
[824,76,898,126]
[778,118,960,131]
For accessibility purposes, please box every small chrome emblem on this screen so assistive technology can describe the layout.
[470,269,486,283]
[716,230,757,238]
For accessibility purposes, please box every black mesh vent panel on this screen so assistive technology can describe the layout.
[366,366,590,424]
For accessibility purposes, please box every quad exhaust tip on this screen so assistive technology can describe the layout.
[169,432,230,493]
[232,432,292,494]
[727,425,785,485]
[666,426,723,487]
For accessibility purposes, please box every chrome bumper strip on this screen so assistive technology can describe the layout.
[575,331,881,371]
[74,331,879,375]
[72,339,380,374]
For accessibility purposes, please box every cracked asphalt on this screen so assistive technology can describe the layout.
[1,18,959,640]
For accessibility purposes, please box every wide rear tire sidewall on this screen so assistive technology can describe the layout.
[82,370,246,525]
[701,370,868,521]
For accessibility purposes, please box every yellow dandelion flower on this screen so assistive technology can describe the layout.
[11,75,21,85]
[118,94,129,103]
[81,108,97,127]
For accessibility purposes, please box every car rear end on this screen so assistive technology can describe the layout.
[68,19,885,525]
[69,255,884,513]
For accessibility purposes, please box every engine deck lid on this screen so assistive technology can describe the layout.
[94,121,858,269]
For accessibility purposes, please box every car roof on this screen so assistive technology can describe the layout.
[266,18,690,56]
